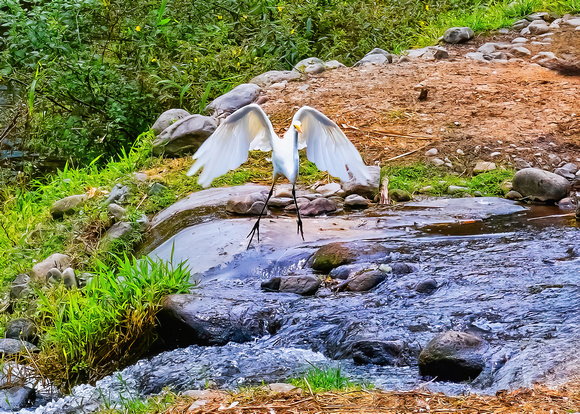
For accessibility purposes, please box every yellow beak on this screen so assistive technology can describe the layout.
[294,123,303,133]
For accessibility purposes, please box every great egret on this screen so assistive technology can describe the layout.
[187,104,370,247]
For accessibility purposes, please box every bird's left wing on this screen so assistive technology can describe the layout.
[294,106,371,183]
[187,104,276,187]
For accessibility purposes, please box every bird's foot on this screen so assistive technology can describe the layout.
[246,220,261,249]
[297,217,304,241]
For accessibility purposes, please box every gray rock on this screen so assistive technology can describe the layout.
[205,83,261,116]
[465,52,490,62]
[390,262,418,274]
[511,37,529,43]
[365,47,391,57]
[279,275,321,296]
[341,165,380,198]
[0,386,35,411]
[293,57,325,73]
[512,19,530,30]
[473,161,496,174]
[152,114,217,156]
[329,263,377,280]
[347,270,386,291]
[300,198,337,216]
[62,267,78,289]
[105,184,131,205]
[527,12,551,21]
[250,70,302,87]
[102,222,133,244]
[418,331,486,382]
[389,189,412,202]
[406,46,448,60]
[531,51,557,61]
[514,157,532,169]
[430,158,445,166]
[136,214,150,231]
[46,268,62,285]
[351,340,404,366]
[316,183,344,197]
[324,60,346,70]
[50,194,87,219]
[563,18,580,27]
[10,274,31,299]
[151,109,191,136]
[527,20,550,35]
[31,253,71,282]
[498,28,510,34]
[5,318,37,343]
[510,46,531,57]
[425,148,438,156]
[148,182,168,196]
[267,197,294,207]
[304,63,325,74]
[344,194,370,208]
[0,338,38,356]
[512,168,571,201]
[505,190,523,200]
[448,185,469,195]
[355,53,392,66]
[265,383,299,393]
[554,163,578,180]
[477,43,497,54]
[226,192,267,215]
[261,277,281,291]
[415,278,438,293]
[310,242,387,273]
[443,27,474,44]
[108,203,126,220]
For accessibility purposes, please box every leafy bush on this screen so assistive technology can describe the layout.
[33,254,193,391]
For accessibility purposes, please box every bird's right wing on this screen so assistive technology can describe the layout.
[187,104,276,187]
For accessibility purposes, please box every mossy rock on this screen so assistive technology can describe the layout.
[310,242,387,273]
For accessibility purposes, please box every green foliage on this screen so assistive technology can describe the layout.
[97,387,179,414]
[289,364,367,393]
[382,163,514,196]
[34,254,193,391]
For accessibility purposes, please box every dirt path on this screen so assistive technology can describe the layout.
[262,28,580,173]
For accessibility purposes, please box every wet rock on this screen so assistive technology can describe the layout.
[448,185,469,195]
[31,253,71,282]
[279,275,321,296]
[267,197,293,207]
[250,70,302,87]
[351,340,404,366]
[341,165,380,198]
[443,27,474,44]
[329,263,377,280]
[10,274,31,299]
[108,203,126,220]
[226,192,267,215]
[512,168,571,202]
[310,242,387,273]
[50,194,87,219]
[316,182,344,197]
[505,190,523,200]
[261,277,281,292]
[346,270,386,291]
[300,198,337,216]
[344,194,370,208]
[558,197,575,211]
[390,262,418,275]
[473,161,496,174]
[0,338,38,356]
[5,318,37,344]
[554,163,578,180]
[152,115,217,156]
[205,83,261,116]
[156,294,282,348]
[324,60,345,70]
[389,189,412,202]
[415,278,438,294]
[151,109,191,136]
[105,184,130,205]
[293,57,325,73]
[0,386,35,411]
[418,331,486,382]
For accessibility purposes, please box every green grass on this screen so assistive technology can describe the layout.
[383,164,515,197]
[289,364,369,393]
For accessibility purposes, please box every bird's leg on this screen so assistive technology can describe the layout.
[247,179,277,249]
[292,184,305,241]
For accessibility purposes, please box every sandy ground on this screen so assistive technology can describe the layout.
[261,27,580,173]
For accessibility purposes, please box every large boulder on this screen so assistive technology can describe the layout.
[442,27,474,44]
[31,253,71,282]
[418,331,487,382]
[151,109,191,136]
[512,168,571,202]
[250,70,302,87]
[50,194,87,219]
[152,114,217,156]
[205,83,261,116]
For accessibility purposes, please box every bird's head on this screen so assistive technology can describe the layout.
[292,120,303,134]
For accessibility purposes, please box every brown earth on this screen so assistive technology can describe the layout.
[261,27,580,173]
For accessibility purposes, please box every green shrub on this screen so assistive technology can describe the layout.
[289,364,368,393]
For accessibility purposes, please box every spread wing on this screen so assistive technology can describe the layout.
[293,106,371,183]
[187,104,276,187]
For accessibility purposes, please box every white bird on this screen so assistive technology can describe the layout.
[187,104,371,247]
